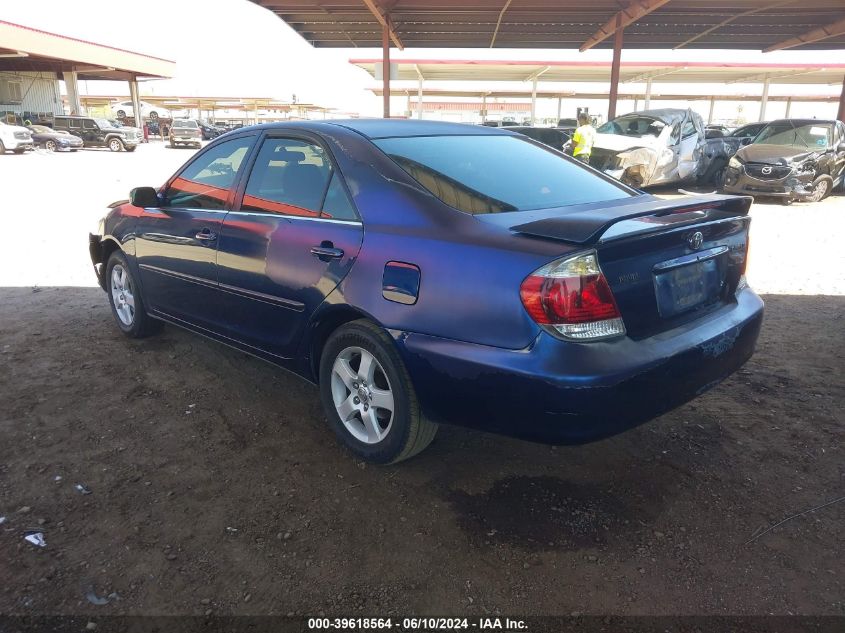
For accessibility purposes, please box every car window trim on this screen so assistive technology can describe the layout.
[230,129,361,223]
[160,131,260,213]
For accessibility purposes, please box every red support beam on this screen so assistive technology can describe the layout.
[764,16,845,52]
[581,0,671,52]
[383,16,390,118]
[607,16,623,121]
[838,74,845,123]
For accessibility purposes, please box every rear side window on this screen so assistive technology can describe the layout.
[164,136,254,210]
[374,135,630,214]
[241,137,357,220]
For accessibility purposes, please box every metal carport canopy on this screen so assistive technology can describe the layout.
[350,59,845,85]
[249,1,845,120]
[248,1,845,50]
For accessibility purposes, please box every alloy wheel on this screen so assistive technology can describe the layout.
[110,264,135,326]
[109,139,122,152]
[330,346,395,444]
[810,179,829,203]
[45,140,56,152]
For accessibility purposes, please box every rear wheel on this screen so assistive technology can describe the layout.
[0,139,5,153]
[149,111,159,120]
[126,146,137,152]
[116,109,126,118]
[105,251,162,338]
[809,175,833,202]
[108,138,124,152]
[319,320,437,464]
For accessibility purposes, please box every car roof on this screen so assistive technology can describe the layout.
[766,118,837,125]
[325,119,512,139]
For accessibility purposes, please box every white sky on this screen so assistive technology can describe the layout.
[1,0,841,120]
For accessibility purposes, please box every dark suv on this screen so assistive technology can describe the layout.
[52,115,141,152]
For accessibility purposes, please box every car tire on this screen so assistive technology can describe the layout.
[126,146,137,152]
[149,111,159,120]
[319,319,437,464]
[105,251,162,338]
[703,158,727,187]
[809,175,833,202]
[13,148,25,154]
[108,138,124,152]
[116,110,126,118]
[45,140,57,152]
[0,139,5,154]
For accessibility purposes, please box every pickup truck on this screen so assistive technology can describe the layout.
[589,108,740,188]
[169,120,202,149]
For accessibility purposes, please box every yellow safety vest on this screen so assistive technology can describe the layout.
[572,124,596,157]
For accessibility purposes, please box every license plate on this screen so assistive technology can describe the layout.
[654,259,721,318]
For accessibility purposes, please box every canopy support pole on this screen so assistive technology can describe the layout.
[382,16,390,119]
[63,71,81,115]
[785,97,792,118]
[607,16,623,121]
[838,74,845,123]
[129,78,141,129]
[708,96,716,123]
[530,77,537,125]
[416,76,423,119]
[759,76,770,121]
[556,96,562,122]
[481,93,487,123]
[644,78,652,109]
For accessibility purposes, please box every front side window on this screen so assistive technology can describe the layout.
[598,116,667,138]
[681,119,697,139]
[164,136,254,210]
[374,135,631,215]
[242,137,338,217]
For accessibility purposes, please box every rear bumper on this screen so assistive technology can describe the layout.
[395,288,764,444]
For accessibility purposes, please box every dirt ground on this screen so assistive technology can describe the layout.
[0,144,843,617]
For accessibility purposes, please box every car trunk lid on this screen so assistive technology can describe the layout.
[509,194,752,339]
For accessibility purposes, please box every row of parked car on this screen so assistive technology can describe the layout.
[510,110,845,204]
[0,115,239,154]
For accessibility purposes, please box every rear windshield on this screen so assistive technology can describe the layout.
[173,120,199,128]
[598,116,667,138]
[373,135,631,214]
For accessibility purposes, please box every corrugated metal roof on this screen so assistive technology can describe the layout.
[249,1,845,50]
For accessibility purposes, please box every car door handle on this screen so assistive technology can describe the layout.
[195,228,218,241]
[311,243,344,260]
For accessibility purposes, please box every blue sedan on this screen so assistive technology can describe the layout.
[89,120,763,463]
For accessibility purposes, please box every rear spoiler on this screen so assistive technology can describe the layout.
[510,194,752,246]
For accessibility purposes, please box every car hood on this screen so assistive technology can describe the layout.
[736,143,820,165]
[593,133,662,153]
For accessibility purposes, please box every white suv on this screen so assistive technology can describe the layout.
[0,121,33,154]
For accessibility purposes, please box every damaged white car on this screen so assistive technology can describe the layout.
[590,109,739,188]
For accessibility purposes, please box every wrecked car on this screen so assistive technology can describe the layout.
[590,109,741,188]
[723,118,845,204]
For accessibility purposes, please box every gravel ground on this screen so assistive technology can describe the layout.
[0,142,843,617]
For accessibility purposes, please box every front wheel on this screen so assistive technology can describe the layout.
[45,140,57,152]
[809,175,833,202]
[108,138,124,152]
[106,251,162,338]
[319,320,437,464]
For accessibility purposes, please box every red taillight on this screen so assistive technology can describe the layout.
[520,252,625,341]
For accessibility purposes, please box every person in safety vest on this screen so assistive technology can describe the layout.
[571,113,595,163]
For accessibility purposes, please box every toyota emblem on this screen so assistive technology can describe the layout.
[761,166,772,175]
[688,231,704,250]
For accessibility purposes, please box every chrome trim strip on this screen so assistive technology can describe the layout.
[226,210,361,225]
[217,282,305,312]
[138,263,217,289]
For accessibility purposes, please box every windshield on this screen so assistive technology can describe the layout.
[94,118,113,128]
[598,116,667,138]
[754,122,833,149]
[173,120,199,128]
[373,135,631,214]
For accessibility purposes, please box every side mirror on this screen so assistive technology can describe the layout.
[741,137,753,146]
[129,186,160,208]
